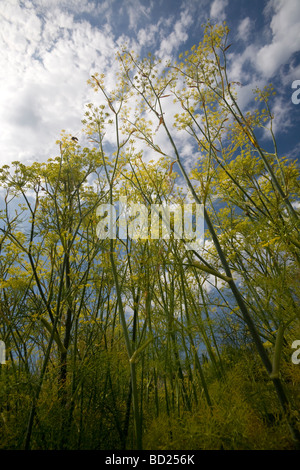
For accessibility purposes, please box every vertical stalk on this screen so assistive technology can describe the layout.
[109,241,142,449]
[24,255,67,449]
[153,95,300,447]
[178,265,213,408]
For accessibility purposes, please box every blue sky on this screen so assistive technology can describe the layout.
[1,0,300,168]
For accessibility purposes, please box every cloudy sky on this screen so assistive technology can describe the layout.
[1,0,300,168]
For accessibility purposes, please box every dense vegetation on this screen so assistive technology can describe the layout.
[0,22,299,450]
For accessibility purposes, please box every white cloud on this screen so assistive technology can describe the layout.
[237,17,252,42]
[31,0,101,16]
[228,45,257,82]
[137,23,160,47]
[0,0,298,172]
[157,10,193,59]
[0,0,121,166]
[225,0,300,114]
[0,0,199,168]
[125,0,152,31]
[262,95,294,138]
[226,45,265,111]
[210,0,228,22]
[256,0,300,78]
[292,201,300,211]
